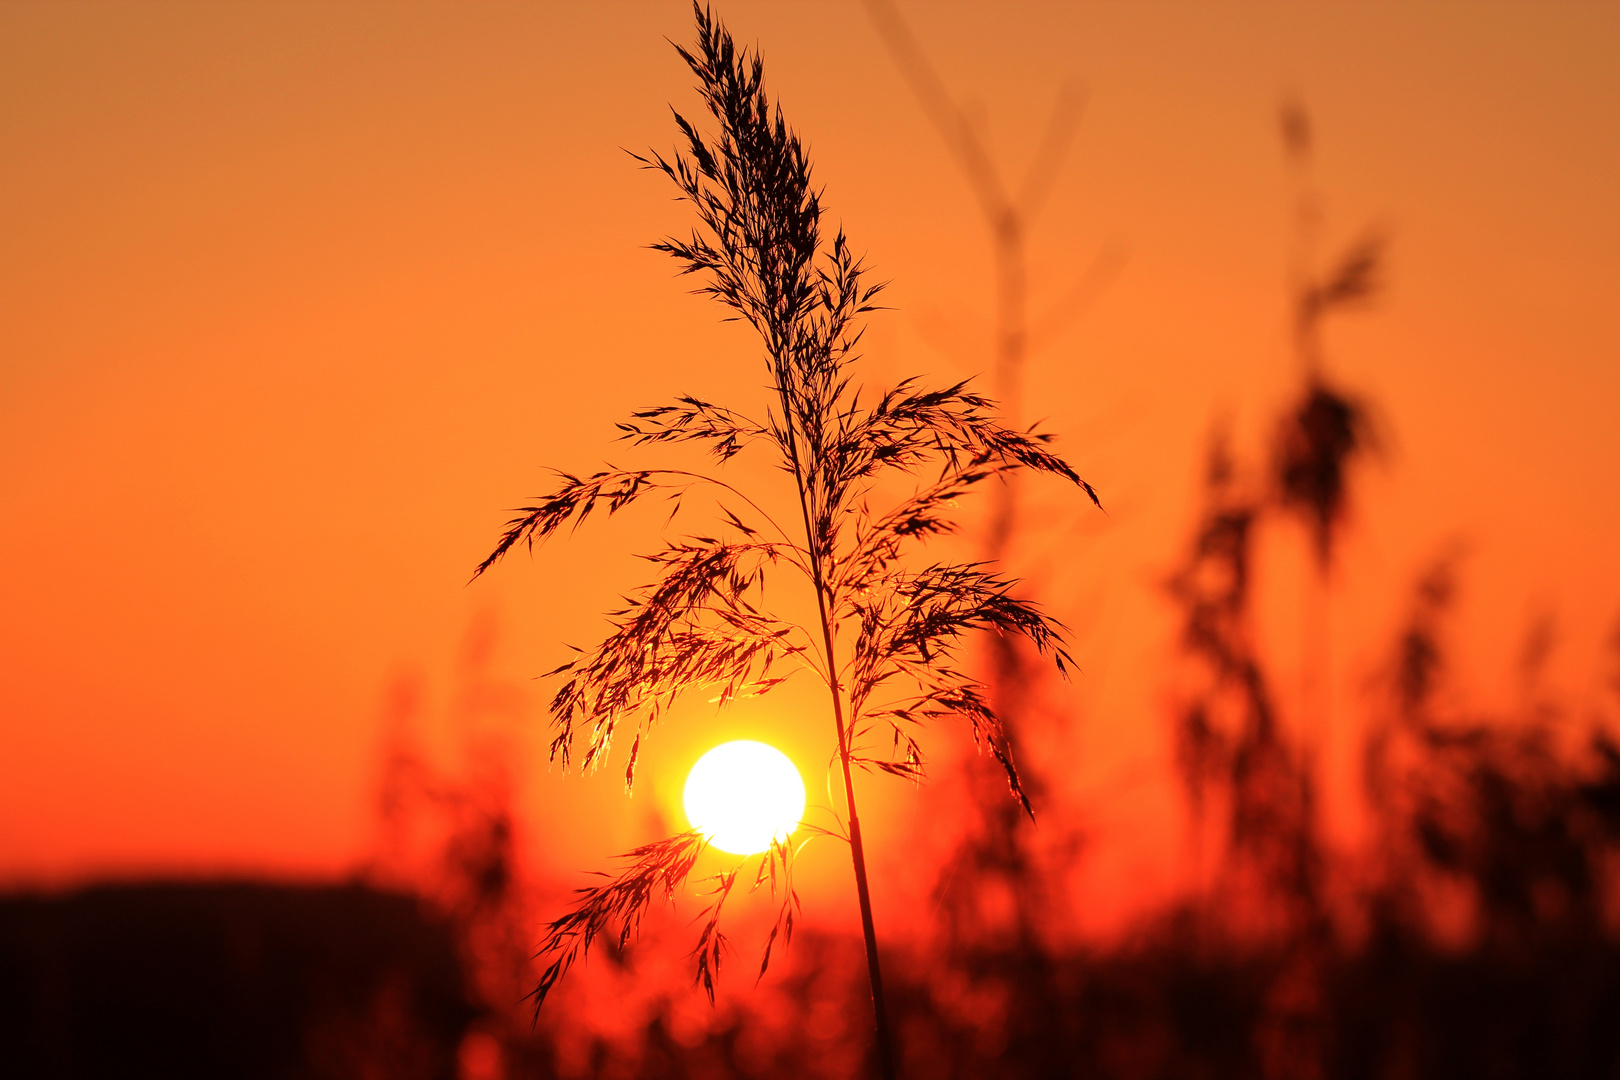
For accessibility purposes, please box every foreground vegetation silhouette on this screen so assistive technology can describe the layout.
[470,7,1096,1075]
[0,881,475,1079]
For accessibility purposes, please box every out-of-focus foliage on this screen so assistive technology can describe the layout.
[0,882,477,1080]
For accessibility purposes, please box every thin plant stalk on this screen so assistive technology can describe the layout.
[778,386,898,1078]
[864,0,1118,966]
[864,0,1116,561]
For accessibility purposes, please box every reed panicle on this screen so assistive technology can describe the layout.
[473,6,1097,1072]
[527,830,708,1013]
[1273,100,1383,574]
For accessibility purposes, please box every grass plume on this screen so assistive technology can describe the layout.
[474,6,1097,1074]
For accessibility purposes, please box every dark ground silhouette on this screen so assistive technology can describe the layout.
[0,881,477,1080]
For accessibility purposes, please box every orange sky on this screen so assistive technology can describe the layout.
[3,2,1617,934]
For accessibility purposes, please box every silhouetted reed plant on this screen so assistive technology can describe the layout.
[471,7,1097,1075]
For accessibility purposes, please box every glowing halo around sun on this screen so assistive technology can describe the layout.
[683,740,807,855]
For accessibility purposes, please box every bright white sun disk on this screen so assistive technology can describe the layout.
[683,740,806,855]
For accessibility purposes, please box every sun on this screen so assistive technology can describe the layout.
[683,740,806,856]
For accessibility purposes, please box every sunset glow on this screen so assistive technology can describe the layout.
[4,3,1619,1072]
[683,741,806,856]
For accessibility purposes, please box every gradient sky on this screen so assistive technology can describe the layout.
[3,2,1616,933]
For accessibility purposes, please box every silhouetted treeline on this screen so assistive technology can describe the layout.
[0,881,476,1079]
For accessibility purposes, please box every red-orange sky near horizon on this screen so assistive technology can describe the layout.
[3,2,1617,938]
